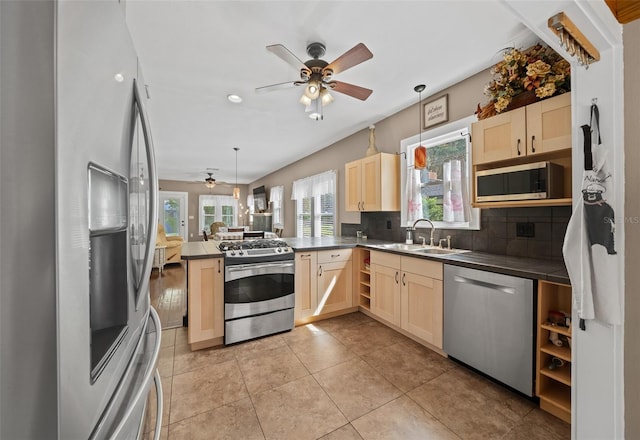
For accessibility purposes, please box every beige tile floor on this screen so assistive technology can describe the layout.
[144,312,571,440]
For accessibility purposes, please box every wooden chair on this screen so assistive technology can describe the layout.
[243,230,265,239]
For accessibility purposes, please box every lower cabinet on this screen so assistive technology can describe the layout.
[370,251,443,348]
[295,249,353,324]
[370,253,401,326]
[536,280,572,424]
[187,257,224,349]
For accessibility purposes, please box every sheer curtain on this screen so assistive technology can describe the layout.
[269,185,284,226]
[291,170,336,200]
[406,165,423,226]
[291,170,336,237]
[442,159,468,222]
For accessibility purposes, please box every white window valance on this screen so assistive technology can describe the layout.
[291,170,336,200]
[269,185,284,202]
[201,194,237,206]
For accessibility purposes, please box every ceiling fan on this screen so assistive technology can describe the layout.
[256,42,373,119]
[204,172,216,189]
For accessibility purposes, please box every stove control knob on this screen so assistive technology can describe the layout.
[238,250,243,256]
[230,251,236,256]
[276,247,282,253]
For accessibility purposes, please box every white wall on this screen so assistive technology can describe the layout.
[623,17,640,440]
[504,1,624,438]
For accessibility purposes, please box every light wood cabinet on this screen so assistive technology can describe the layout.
[187,257,224,349]
[354,248,372,310]
[472,107,526,164]
[536,280,572,424]
[371,261,401,326]
[471,92,573,208]
[400,257,443,348]
[526,92,572,157]
[370,251,443,348]
[295,250,353,324]
[472,93,571,164]
[345,152,400,212]
[294,252,318,322]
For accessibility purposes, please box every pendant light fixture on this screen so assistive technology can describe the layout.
[233,147,240,199]
[414,84,427,170]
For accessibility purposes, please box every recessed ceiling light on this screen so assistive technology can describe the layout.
[227,94,243,103]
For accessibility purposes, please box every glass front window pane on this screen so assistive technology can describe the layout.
[416,138,467,221]
[163,199,180,235]
[221,205,234,226]
[203,205,215,230]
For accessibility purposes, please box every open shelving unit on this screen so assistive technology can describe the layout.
[536,280,573,424]
[357,249,371,310]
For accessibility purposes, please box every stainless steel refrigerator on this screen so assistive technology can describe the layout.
[1,2,162,438]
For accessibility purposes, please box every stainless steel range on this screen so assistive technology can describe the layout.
[219,239,295,345]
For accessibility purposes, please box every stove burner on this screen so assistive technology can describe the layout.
[218,239,289,252]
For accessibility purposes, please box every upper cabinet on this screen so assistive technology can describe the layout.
[525,93,572,156]
[471,93,573,208]
[345,152,400,212]
[472,107,527,164]
[472,93,571,165]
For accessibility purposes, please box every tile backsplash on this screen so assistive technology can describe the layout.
[341,206,570,261]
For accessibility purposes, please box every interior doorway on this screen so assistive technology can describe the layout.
[158,191,188,241]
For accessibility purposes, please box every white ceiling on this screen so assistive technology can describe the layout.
[125,0,535,185]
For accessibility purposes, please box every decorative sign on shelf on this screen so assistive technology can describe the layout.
[423,94,448,129]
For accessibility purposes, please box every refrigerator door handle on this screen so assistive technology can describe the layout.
[151,369,163,440]
[108,307,162,439]
[133,79,159,302]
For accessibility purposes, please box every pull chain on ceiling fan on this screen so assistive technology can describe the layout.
[256,42,373,120]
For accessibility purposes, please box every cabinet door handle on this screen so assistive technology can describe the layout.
[331,254,340,258]
[395,271,399,284]
[300,254,311,258]
[218,259,221,273]
[319,266,323,277]
[402,273,406,286]
[531,135,536,153]
[517,138,521,156]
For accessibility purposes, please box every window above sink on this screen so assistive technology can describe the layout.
[400,115,481,231]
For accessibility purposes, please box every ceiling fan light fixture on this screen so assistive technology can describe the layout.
[299,94,312,106]
[227,94,243,103]
[320,87,334,106]
[304,80,320,99]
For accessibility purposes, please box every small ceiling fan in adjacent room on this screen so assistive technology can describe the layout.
[188,169,233,190]
[256,42,373,120]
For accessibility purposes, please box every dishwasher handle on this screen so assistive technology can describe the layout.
[453,275,516,295]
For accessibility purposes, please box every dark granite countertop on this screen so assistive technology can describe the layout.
[180,236,568,284]
[282,236,388,251]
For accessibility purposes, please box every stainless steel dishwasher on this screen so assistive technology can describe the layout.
[443,264,535,396]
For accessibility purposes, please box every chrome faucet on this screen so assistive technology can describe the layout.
[411,218,435,247]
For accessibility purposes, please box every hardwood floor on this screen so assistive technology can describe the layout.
[150,262,187,329]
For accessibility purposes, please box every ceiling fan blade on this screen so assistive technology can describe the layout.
[325,43,373,75]
[266,44,308,71]
[255,81,298,94]
[328,81,373,101]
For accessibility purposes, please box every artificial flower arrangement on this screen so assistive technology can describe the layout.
[478,43,571,119]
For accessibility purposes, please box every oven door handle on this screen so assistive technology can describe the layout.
[225,261,295,281]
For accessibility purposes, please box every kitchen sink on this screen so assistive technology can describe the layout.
[374,243,425,251]
[411,247,469,255]
[371,243,469,255]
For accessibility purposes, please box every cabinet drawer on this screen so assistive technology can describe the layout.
[317,248,352,264]
[401,256,443,280]
[370,250,401,268]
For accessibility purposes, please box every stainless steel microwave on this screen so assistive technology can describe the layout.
[475,161,564,202]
